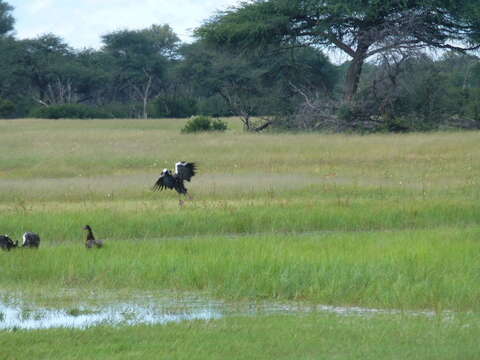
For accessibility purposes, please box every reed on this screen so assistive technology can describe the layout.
[1,227,479,311]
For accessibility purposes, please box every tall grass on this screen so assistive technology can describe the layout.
[1,119,479,183]
[0,119,479,311]
[0,193,478,242]
[2,227,480,311]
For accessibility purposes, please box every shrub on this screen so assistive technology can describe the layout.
[181,116,228,133]
[211,119,228,131]
[0,98,15,118]
[153,96,197,118]
[100,103,137,118]
[29,104,112,119]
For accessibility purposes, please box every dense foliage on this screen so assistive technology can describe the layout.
[0,0,13,37]
[181,115,228,133]
[197,0,480,101]
[0,1,480,131]
[29,104,113,119]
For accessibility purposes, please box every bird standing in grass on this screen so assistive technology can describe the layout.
[22,232,40,248]
[0,235,17,251]
[152,161,197,205]
[83,225,104,249]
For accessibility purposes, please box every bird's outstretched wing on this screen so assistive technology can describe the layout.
[152,174,166,191]
[152,172,176,191]
[175,162,197,182]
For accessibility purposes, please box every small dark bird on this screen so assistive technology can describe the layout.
[152,161,197,205]
[83,225,104,249]
[0,235,18,251]
[22,232,40,248]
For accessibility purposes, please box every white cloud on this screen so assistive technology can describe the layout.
[8,0,242,49]
[26,0,54,14]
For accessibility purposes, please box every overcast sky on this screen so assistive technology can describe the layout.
[8,0,242,49]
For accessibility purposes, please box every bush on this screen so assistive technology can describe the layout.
[0,98,15,118]
[211,118,228,131]
[29,104,112,119]
[181,116,228,133]
[100,103,137,118]
[153,96,197,118]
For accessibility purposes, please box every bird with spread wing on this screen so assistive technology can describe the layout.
[152,161,197,205]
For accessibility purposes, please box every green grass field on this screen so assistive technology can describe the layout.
[2,313,480,360]
[0,118,479,358]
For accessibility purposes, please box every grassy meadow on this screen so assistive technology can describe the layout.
[2,313,480,360]
[1,118,480,358]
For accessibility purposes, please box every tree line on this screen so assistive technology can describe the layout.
[1,0,480,132]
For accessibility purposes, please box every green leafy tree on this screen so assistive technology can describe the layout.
[197,0,480,101]
[74,49,116,106]
[177,41,337,130]
[0,0,14,37]
[102,24,180,118]
[352,52,480,131]
[0,37,28,104]
[18,34,86,107]
[0,2,21,111]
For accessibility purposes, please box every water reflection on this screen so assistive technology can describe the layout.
[0,297,222,330]
[0,294,444,331]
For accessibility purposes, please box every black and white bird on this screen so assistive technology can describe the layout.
[152,161,197,205]
[22,232,40,248]
[0,235,17,251]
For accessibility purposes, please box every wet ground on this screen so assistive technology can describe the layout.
[0,293,448,330]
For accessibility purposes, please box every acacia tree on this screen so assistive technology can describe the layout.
[177,42,276,130]
[102,24,179,118]
[18,34,78,106]
[177,41,337,130]
[196,0,480,101]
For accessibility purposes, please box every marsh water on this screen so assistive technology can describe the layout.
[0,293,443,330]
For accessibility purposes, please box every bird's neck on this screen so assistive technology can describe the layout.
[86,229,95,241]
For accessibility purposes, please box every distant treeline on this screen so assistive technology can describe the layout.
[1,0,480,132]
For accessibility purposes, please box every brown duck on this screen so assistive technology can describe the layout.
[83,225,104,249]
